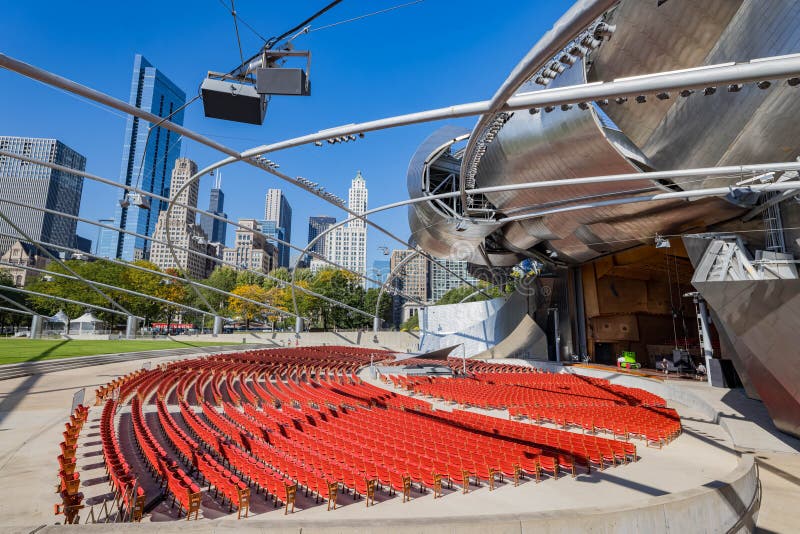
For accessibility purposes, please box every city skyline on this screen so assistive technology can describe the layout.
[199,171,227,246]
[0,2,569,273]
[307,215,336,264]
[149,157,211,279]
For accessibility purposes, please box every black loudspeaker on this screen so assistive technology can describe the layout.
[256,68,310,96]
[201,78,267,125]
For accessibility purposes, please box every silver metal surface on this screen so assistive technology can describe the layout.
[419,291,548,359]
[459,0,620,210]
[686,234,800,438]
[692,276,800,438]
[407,126,509,265]
[589,0,744,146]
[594,0,800,191]
[409,1,800,265]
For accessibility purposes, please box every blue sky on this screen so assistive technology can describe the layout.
[1,0,572,269]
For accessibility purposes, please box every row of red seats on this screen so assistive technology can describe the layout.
[131,397,198,519]
[386,370,679,448]
[508,404,681,445]
[95,369,145,405]
[472,372,667,407]
[209,402,349,507]
[99,400,145,521]
[158,400,199,462]
[435,409,636,469]
[55,404,89,524]
[180,401,302,512]
[219,441,303,512]
[118,369,159,403]
[295,403,552,490]
[193,451,250,518]
[101,347,674,521]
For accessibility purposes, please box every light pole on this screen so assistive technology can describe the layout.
[548,307,561,363]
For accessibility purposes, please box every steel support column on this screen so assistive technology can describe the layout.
[30,314,43,340]
[125,316,138,340]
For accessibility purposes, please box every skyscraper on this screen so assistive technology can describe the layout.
[94,219,115,256]
[324,172,368,285]
[98,54,186,261]
[0,137,86,255]
[199,171,227,246]
[390,249,429,324]
[391,252,429,303]
[429,259,479,302]
[263,189,292,268]
[223,219,279,274]
[149,158,210,279]
[307,216,336,259]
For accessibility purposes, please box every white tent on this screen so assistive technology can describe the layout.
[45,310,69,332]
[68,312,104,334]
[47,310,69,325]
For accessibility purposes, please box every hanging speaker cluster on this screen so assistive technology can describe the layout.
[201,49,311,125]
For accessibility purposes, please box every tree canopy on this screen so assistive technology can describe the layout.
[9,259,422,332]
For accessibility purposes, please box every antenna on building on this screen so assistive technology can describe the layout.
[215,170,222,190]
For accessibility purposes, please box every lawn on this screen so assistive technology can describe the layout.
[0,338,237,365]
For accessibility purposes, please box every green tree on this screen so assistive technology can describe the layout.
[400,313,419,331]
[228,284,269,330]
[364,287,392,327]
[200,266,238,314]
[118,260,162,324]
[309,269,366,330]
[0,271,29,332]
[263,267,291,290]
[236,270,265,287]
[436,281,502,305]
[155,268,188,330]
[26,261,112,322]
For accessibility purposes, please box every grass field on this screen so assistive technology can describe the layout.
[0,339,236,365]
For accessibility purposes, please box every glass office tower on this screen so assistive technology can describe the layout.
[0,137,86,255]
[199,172,227,245]
[97,54,186,260]
[263,189,292,268]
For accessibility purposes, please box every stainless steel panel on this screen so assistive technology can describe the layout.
[478,64,648,212]
[473,60,742,263]
[692,277,800,438]
[412,0,800,267]
[406,126,508,264]
[600,0,800,190]
[589,0,743,147]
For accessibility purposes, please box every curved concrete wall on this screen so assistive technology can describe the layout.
[419,292,547,358]
[31,456,758,533]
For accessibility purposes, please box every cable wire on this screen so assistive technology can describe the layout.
[215,0,268,43]
[310,0,424,33]
[229,0,246,67]
[225,0,344,77]
[267,0,344,48]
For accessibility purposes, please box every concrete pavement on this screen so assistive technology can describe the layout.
[0,351,784,532]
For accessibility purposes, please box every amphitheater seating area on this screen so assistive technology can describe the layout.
[58,346,680,522]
